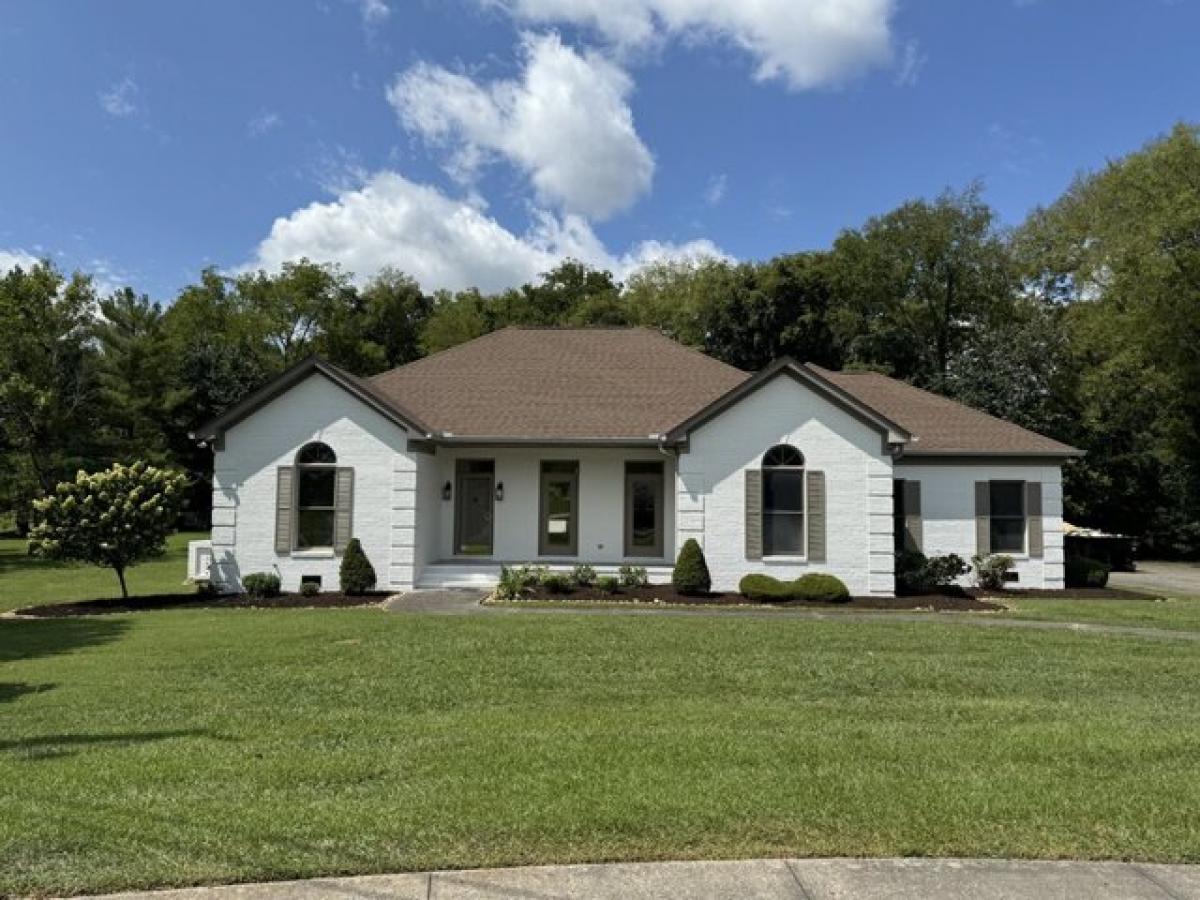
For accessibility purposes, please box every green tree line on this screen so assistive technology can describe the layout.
[3,124,1198,554]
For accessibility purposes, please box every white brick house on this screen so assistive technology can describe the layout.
[194,327,1080,596]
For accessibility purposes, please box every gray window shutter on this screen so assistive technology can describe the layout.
[975,481,990,555]
[334,468,354,553]
[1026,481,1044,558]
[903,479,922,552]
[807,470,826,562]
[745,469,762,560]
[275,467,295,554]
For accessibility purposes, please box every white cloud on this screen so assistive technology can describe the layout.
[485,0,896,90]
[358,0,390,24]
[0,248,40,274]
[703,173,727,206]
[247,110,283,137]
[98,76,140,117]
[388,32,654,219]
[893,38,927,87]
[247,169,726,292]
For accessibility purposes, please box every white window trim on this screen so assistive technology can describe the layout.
[761,462,807,561]
[989,480,1028,557]
[294,445,338,553]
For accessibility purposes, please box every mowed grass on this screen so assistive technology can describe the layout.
[0,531,204,613]
[1000,595,1200,632]
[2,609,1199,896]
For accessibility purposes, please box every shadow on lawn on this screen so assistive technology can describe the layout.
[0,616,130,667]
[0,728,225,760]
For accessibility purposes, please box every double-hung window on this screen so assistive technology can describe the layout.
[295,442,337,550]
[762,444,805,556]
[989,480,1026,554]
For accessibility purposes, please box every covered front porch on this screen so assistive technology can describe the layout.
[410,444,678,589]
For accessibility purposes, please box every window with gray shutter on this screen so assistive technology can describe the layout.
[275,466,295,554]
[333,467,354,552]
[1026,481,1043,558]
[806,470,826,562]
[745,469,763,560]
[894,478,923,553]
[975,481,990,554]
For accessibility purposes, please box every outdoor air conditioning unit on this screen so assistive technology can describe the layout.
[187,539,213,584]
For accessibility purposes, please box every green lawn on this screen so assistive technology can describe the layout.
[0,531,205,613]
[2,608,1199,897]
[1000,595,1200,633]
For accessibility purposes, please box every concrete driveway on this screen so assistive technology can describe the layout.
[1111,560,1200,597]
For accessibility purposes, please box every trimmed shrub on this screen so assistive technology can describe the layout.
[897,550,970,594]
[972,553,1015,591]
[618,565,648,587]
[571,564,597,587]
[1066,555,1110,588]
[243,572,281,598]
[596,575,620,594]
[339,538,377,595]
[299,581,320,597]
[672,538,712,594]
[793,573,851,603]
[895,550,930,595]
[739,573,793,602]
[542,574,572,594]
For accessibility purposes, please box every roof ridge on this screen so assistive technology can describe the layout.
[371,326,518,382]
[636,327,751,377]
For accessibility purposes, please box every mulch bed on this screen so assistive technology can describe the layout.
[967,586,1156,600]
[512,584,1005,611]
[16,591,389,618]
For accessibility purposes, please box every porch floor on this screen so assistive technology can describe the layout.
[415,560,674,589]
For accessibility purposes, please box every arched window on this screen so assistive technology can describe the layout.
[296,442,337,549]
[762,443,805,556]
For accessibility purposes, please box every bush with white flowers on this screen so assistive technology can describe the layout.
[29,461,188,598]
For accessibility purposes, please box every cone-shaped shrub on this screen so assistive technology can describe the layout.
[672,538,711,595]
[339,538,377,595]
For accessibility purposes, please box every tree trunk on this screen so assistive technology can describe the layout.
[115,566,129,599]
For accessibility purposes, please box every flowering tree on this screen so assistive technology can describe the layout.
[29,461,188,598]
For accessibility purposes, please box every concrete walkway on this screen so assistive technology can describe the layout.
[383,590,1200,642]
[87,858,1200,899]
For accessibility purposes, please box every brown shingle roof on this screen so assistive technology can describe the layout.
[811,366,1079,456]
[369,327,748,440]
[365,327,1077,455]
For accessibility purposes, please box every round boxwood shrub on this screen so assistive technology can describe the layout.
[243,572,281,598]
[793,573,850,604]
[1066,555,1110,588]
[738,573,792,602]
[672,538,712,594]
[339,538,377,595]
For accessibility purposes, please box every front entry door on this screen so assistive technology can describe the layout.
[625,462,664,557]
[455,462,494,556]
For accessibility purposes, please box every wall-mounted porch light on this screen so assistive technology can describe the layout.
[442,480,453,501]
[495,481,504,502]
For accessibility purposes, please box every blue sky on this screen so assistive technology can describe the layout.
[1,0,1197,299]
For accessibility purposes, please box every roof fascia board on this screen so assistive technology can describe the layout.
[666,358,912,446]
[194,356,432,442]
